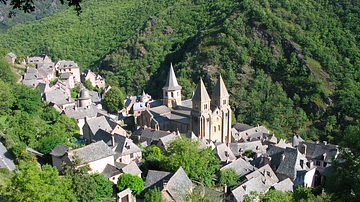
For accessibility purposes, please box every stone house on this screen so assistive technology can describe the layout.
[81,69,106,89]
[5,52,16,64]
[55,60,81,83]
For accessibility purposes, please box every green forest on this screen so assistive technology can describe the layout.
[0,0,360,201]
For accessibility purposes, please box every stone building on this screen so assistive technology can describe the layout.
[137,63,232,143]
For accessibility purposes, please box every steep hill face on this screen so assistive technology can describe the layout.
[0,0,359,141]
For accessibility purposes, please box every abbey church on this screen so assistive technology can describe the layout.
[137,64,232,143]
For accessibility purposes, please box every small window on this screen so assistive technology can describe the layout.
[130,153,134,158]
[223,99,226,104]
[171,92,174,97]
[204,104,208,109]
[323,162,327,167]
[218,125,220,130]
[177,92,179,96]
[316,161,321,166]
[214,126,216,132]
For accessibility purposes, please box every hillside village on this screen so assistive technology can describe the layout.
[0,52,342,202]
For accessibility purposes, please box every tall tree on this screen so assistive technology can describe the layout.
[162,138,220,186]
[103,86,125,113]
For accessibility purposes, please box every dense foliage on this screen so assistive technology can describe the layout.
[1,161,76,202]
[103,86,125,113]
[162,138,220,186]
[218,168,239,187]
[144,187,163,202]
[117,173,144,195]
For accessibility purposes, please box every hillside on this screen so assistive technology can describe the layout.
[0,0,67,31]
[0,0,360,142]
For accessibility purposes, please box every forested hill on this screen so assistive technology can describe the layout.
[1,0,360,142]
[0,0,68,31]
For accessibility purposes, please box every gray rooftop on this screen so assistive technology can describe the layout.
[231,175,271,202]
[68,141,115,165]
[143,170,172,194]
[273,178,294,192]
[216,143,236,162]
[43,89,72,105]
[50,144,70,157]
[130,128,172,145]
[229,140,264,157]
[114,136,141,158]
[102,164,121,179]
[212,75,229,98]
[56,60,79,69]
[166,167,192,202]
[162,63,182,91]
[64,105,107,120]
[220,158,254,177]
[121,161,142,176]
[192,78,211,102]
[298,141,338,162]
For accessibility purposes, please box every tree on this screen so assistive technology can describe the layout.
[162,138,220,186]
[261,189,293,202]
[144,187,163,202]
[1,0,82,17]
[117,174,144,195]
[325,124,360,202]
[1,161,76,202]
[91,173,113,199]
[12,84,42,115]
[83,79,94,91]
[0,59,16,84]
[0,80,15,115]
[218,168,239,187]
[103,86,125,113]
[10,142,26,157]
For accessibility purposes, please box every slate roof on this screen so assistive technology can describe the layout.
[298,142,338,162]
[166,167,193,202]
[86,116,118,136]
[289,134,304,147]
[114,136,141,158]
[68,141,115,165]
[60,72,71,79]
[143,170,172,194]
[192,78,211,102]
[230,175,271,202]
[212,75,229,98]
[130,128,172,145]
[232,123,252,132]
[23,79,40,87]
[267,146,307,180]
[157,133,177,150]
[121,161,142,176]
[43,89,72,105]
[274,178,294,192]
[56,60,79,69]
[102,164,121,179]
[64,105,107,120]
[276,139,293,149]
[162,63,182,91]
[198,138,215,149]
[229,140,264,157]
[6,52,16,58]
[215,143,236,162]
[220,157,254,177]
[245,164,279,185]
[182,131,198,140]
[50,144,70,158]
[92,129,114,146]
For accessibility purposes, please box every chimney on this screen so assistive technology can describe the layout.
[242,185,247,191]
[281,153,285,161]
[323,141,327,145]
[264,155,271,165]
[302,144,307,156]
[223,184,228,194]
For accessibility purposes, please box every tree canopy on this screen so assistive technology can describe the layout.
[162,138,220,186]
[117,173,144,196]
[1,161,76,202]
[103,86,125,113]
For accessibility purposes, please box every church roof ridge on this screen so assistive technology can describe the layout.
[162,63,182,91]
